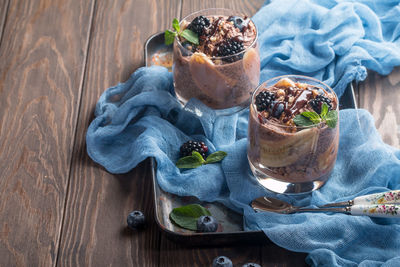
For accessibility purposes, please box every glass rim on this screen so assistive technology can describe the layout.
[250,74,339,129]
[175,8,258,60]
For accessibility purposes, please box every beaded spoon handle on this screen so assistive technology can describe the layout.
[322,190,400,207]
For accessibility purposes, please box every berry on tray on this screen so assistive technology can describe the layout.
[180,140,208,159]
[212,256,233,267]
[309,94,332,114]
[127,210,146,230]
[196,215,218,232]
[188,15,210,36]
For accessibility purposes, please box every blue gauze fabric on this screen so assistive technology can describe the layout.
[86,0,400,266]
[255,0,400,97]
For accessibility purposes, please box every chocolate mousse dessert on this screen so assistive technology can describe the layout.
[247,76,339,193]
[172,9,259,110]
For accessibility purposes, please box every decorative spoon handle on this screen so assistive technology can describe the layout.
[353,190,400,205]
[322,190,400,207]
[297,205,400,218]
[350,205,400,218]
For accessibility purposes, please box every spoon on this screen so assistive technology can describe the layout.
[251,197,400,218]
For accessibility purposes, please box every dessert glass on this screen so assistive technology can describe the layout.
[173,8,260,114]
[247,75,339,194]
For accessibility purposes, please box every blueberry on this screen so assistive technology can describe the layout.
[242,263,261,267]
[127,210,146,230]
[228,16,245,31]
[182,42,196,52]
[181,42,197,56]
[196,215,218,232]
[212,256,233,267]
[182,42,191,50]
[272,103,285,118]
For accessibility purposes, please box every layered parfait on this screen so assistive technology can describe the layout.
[247,76,339,193]
[172,9,260,110]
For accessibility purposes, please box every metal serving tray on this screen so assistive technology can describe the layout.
[144,32,357,245]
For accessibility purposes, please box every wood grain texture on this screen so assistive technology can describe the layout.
[5,0,396,266]
[56,0,181,266]
[0,0,94,266]
[358,67,400,148]
[261,244,308,267]
[0,0,9,43]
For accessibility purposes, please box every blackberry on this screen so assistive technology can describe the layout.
[255,91,275,112]
[187,16,210,36]
[309,94,332,114]
[180,140,208,159]
[215,39,245,59]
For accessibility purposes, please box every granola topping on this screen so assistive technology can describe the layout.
[179,15,257,58]
[254,78,337,130]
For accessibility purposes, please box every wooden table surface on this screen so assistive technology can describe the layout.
[0,0,399,266]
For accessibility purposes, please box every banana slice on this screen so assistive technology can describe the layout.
[274,77,296,88]
[248,108,321,168]
[258,126,319,167]
[317,128,339,171]
[188,53,236,100]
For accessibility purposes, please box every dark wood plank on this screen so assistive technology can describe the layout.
[358,67,400,148]
[261,244,308,267]
[56,1,181,266]
[0,0,9,43]
[0,0,94,266]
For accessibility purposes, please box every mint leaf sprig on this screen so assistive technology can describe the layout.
[176,151,227,169]
[169,204,211,231]
[165,18,199,45]
[294,103,338,129]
